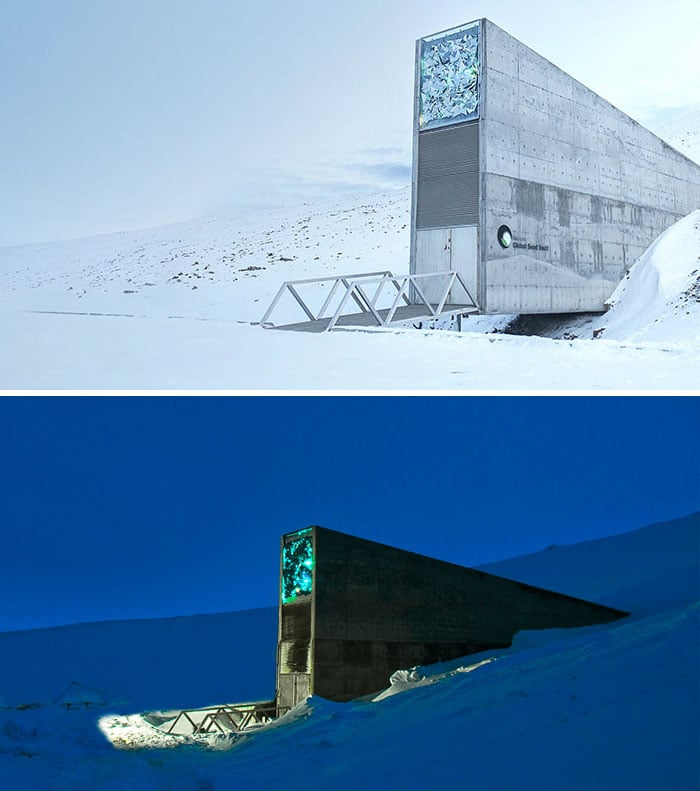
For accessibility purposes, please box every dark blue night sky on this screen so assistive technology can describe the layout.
[2,397,698,633]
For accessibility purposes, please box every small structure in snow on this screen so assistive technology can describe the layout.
[52,682,110,710]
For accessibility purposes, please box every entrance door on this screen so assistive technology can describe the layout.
[449,226,478,304]
[414,226,478,306]
[414,228,450,304]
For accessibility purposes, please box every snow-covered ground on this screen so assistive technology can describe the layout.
[1,186,699,390]
[0,512,697,789]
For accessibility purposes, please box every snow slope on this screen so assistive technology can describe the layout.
[0,608,277,713]
[0,512,697,789]
[656,106,700,165]
[480,512,700,617]
[1,186,699,389]
[0,191,410,325]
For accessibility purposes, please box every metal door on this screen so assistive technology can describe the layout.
[414,226,477,304]
[449,226,478,302]
[414,228,450,304]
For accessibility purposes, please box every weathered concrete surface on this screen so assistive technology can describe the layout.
[276,527,628,707]
[479,19,700,313]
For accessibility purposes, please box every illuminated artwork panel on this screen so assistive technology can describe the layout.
[282,529,314,604]
[419,21,480,130]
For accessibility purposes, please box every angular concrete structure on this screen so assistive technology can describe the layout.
[410,19,700,314]
[276,527,628,708]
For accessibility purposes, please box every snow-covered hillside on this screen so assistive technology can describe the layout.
[1,189,699,389]
[0,191,410,324]
[0,513,697,789]
[656,106,700,165]
[0,608,277,713]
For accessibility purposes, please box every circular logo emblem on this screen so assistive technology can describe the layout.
[498,225,513,249]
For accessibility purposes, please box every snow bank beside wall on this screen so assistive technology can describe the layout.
[591,211,700,342]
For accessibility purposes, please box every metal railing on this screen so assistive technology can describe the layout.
[260,270,478,331]
[164,701,290,736]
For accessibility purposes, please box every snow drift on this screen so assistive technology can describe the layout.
[590,211,700,342]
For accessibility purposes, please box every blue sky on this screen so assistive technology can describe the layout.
[1,0,698,246]
[1,396,698,633]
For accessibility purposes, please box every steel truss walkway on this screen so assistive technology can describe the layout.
[151,700,290,736]
[260,270,479,332]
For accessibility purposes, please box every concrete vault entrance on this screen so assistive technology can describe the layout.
[276,526,628,708]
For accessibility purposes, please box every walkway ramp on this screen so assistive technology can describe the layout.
[149,700,289,736]
[260,271,479,333]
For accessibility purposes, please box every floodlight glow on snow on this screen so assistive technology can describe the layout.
[419,21,480,130]
[282,528,314,604]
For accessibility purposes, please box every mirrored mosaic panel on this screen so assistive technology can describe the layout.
[282,528,314,604]
[419,21,480,131]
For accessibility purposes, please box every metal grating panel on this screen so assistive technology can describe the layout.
[281,600,311,640]
[416,122,480,229]
[279,641,311,674]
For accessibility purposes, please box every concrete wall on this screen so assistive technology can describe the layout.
[277,526,627,707]
[480,19,700,313]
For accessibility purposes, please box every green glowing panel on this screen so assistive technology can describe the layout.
[282,529,314,604]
